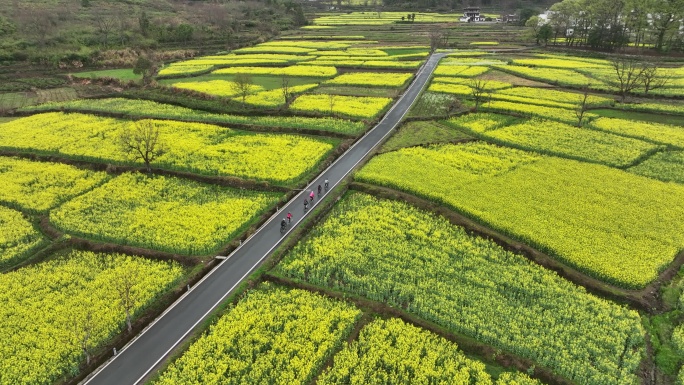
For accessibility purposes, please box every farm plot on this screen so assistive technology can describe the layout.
[432,76,512,89]
[381,120,472,152]
[444,115,660,167]
[590,117,684,148]
[157,63,215,77]
[629,151,684,183]
[275,192,645,385]
[443,112,517,132]
[0,157,108,213]
[312,12,460,25]
[433,65,490,77]
[408,92,462,117]
[20,98,366,135]
[496,87,613,107]
[356,142,684,288]
[213,65,337,78]
[620,102,684,116]
[301,60,423,69]
[232,46,317,55]
[0,205,44,268]
[153,283,361,385]
[172,80,264,97]
[511,58,610,69]
[242,84,319,107]
[319,318,542,385]
[0,250,184,385]
[494,65,613,90]
[290,94,393,119]
[324,72,413,87]
[50,173,280,254]
[0,113,337,185]
[482,100,595,125]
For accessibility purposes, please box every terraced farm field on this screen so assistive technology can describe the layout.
[357,142,684,288]
[0,113,337,186]
[6,10,684,385]
[0,250,184,385]
[51,173,280,254]
[276,192,645,385]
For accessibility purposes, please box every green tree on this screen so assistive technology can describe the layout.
[651,0,684,51]
[139,11,150,37]
[525,15,542,44]
[538,24,553,46]
[518,7,538,26]
[133,54,158,86]
[232,73,255,107]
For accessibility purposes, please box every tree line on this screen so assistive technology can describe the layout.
[528,0,684,51]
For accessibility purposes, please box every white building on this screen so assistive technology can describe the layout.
[460,7,485,22]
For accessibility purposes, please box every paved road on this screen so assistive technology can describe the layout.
[83,52,446,385]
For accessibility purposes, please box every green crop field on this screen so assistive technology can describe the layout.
[4,6,684,385]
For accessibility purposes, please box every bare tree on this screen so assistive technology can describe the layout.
[328,93,336,115]
[611,57,647,103]
[118,120,166,173]
[16,7,57,47]
[429,29,443,52]
[444,97,462,118]
[231,73,254,107]
[114,9,131,46]
[641,63,671,95]
[65,302,99,365]
[575,87,590,127]
[112,265,140,333]
[281,74,294,107]
[470,79,490,111]
[93,10,116,48]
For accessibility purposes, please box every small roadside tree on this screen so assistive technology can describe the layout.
[429,29,443,52]
[470,79,489,111]
[231,73,254,107]
[118,120,166,173]
[328,93,337,116]
[281,74,294,107]
[575,86,590,127]
[64,300,100,366]
[111,264,140,333]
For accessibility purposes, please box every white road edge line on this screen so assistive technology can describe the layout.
[82,53,444,385]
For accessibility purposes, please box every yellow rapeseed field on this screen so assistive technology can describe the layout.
[356,142,684,288]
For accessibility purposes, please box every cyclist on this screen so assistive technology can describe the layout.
[309,190,315,202]
[324,179,329,189]
[317,184,322,196]
[287,212,292,223]
[304,199,309,211]
[280,218,287,233]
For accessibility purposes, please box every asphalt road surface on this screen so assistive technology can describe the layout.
[83,52,446,385]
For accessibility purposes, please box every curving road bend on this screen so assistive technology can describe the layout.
[82,52,446,385]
